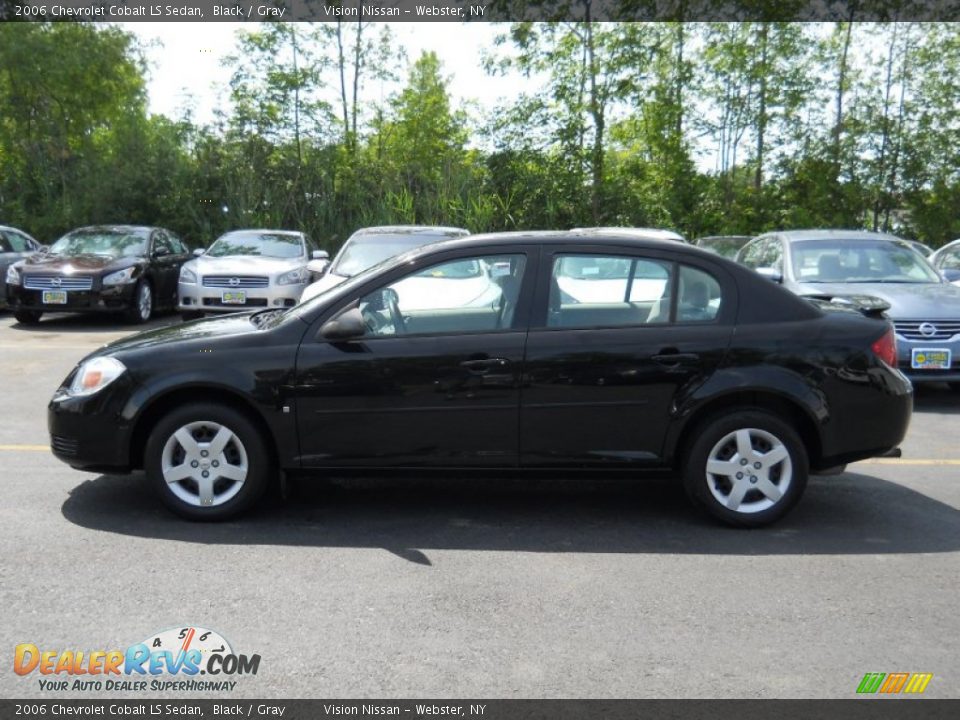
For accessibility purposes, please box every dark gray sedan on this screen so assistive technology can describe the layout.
[736,229,960,386]
[1,225,43,308]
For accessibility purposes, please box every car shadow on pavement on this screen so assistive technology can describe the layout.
[61,471,960,563]
[6,312,179,333]
[913,383,960,414]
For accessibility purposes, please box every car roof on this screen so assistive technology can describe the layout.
[764,229,908,244]
[394,230,719,258]
[67,225,155,235]
[220,228,302,236]
[570,226,686,242]
[350,225,470,239]
[696,235,753,242]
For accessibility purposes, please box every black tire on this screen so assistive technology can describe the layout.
[682,409,808,528]
[181,310,204,322]
[144,403,273,521]
[14,309,42,325]
[125,280,153,323]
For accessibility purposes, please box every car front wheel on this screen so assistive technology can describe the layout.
[125,280,152,323]
[682,410,808,527]
[14,309,42,325]
[144,404,272,520]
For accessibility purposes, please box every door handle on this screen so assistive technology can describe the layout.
[651,352,700,365]
[460,358,511,374]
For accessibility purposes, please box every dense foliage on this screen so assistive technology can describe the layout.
[2,21,959,251]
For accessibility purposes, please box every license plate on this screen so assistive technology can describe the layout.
[221,291,246,305]
[911,348,951,370]
[42,290,67,304]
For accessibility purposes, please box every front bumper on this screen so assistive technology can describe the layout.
[178,281,306,313]
[48,373,134,472]
[896,335,960,383]
[8,283,138,314]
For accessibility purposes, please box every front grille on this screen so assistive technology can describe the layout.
[894,320,960,341]
[51,435,79,457]
[202,276,270,289]
[23,275,93,291]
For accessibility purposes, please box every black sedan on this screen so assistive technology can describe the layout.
[48,231,913,526]
[7,225,190,324]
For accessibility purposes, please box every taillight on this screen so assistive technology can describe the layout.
[871,327,897,367]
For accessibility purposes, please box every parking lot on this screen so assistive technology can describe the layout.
[1,310,958,699]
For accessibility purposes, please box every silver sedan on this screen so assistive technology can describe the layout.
[178,229,325,319]
[736,229,960,386]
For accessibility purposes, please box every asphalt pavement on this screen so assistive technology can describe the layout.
[1,311,957,699]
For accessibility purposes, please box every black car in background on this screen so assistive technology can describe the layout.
[1,224,44,308]
[48,231,912,526]
[6,225,190,324]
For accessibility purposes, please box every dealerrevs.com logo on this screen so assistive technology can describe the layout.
[14,626,261,693]
[856,672,933,695]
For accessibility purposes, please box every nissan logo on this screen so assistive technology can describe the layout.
[50,278,61,287]
[919,322,938,337]
[229,277,240,287]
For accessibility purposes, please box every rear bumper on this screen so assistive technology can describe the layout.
[8,284,138,314]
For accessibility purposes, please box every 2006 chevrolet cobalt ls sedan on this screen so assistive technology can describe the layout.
[48,231,913,526]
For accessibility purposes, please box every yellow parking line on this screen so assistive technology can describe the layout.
[0,445,50,451]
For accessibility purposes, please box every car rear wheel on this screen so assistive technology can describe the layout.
[14,309,42,325]
[682,410,808,527]
[144,404,271,520]
[125,280,152,323]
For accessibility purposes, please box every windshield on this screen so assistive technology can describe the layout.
[700,238,750,258]
[206,232,304,259]
[792,239,942,284]
[49,229,147,258]
[330,234,442,277]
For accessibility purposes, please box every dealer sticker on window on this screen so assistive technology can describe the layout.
[911,348,951,370]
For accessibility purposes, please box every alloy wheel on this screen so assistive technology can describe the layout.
[160,421,249,507]
[704,427,793,514]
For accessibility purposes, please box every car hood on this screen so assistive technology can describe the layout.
[189,255,304,276]
[21,253,137,274]
[98,313,259,356]
[300,272,348,302]
[794,281,960,319]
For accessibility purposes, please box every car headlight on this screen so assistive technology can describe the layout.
[180,266,198,284]
[102,267,137,286]
[6,264,21,286]
[68,357,126,397]
[277,267,309,285]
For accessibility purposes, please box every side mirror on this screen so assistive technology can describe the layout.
[941,268,960,283]
[756,267,783,283]
[153,246,170,258]
[319,307,366,341]
[307,259,329,275]
[192,248,205,257]
[312,249,330,260]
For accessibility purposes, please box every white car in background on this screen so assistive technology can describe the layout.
[178,229,325,320]
[558,228,686,303]
[299,225,469,303]
[930,238,960,286]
